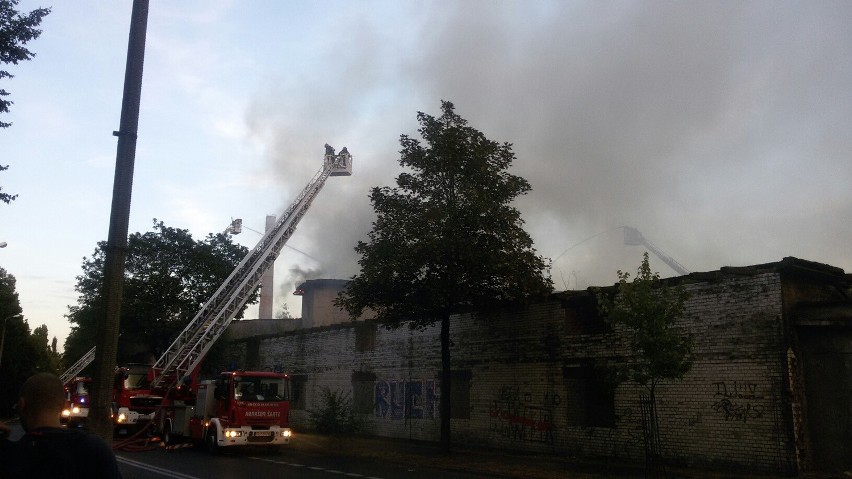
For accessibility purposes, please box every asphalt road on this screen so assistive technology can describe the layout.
[4,421,493,479]
[116,446,486,479]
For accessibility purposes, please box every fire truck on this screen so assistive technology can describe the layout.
[62,363,164,434]
[61,376,92,427]
[112,364,162,436]
[59,147,352,448]
[161,371,291,451]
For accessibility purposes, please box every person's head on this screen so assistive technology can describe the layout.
[18,372,65,431]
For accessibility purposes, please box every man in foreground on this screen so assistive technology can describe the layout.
[1,372,122,478]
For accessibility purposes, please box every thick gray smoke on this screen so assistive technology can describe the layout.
[247,0,852,297]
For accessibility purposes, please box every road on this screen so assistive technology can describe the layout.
[116,446,481,479]
[3,422,475,479]
[4,422,569,479]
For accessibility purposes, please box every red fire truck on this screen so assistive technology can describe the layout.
[160,371,291,451]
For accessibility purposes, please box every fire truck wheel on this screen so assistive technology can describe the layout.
[205,428,220,454]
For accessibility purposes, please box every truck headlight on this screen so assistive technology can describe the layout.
[72,406,81,414]
[62,409,71,417]
[225,430,242,438]
[282,430,292,437]
[117,412,127,423]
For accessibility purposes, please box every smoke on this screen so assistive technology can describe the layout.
[247,0,852,294]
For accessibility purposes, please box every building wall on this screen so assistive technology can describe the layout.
[228,318,303,340]
[298,279,352,328]
[797,327,852,471]
[246,270,796,474]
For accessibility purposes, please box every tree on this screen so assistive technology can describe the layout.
[0,266,59,416]
[0,164,16,204]
[1,0,50,204]
[64,220,256,371]
[596,253,692,477]
[337,101,553,451]
[596,252,693,397]
[308,387,361,437]
[0,0,50,129]
[276,302,294,319]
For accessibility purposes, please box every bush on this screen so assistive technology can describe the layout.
[308,387,360,436]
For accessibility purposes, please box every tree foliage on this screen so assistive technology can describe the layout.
[64,220,255,370]
[0,0,49,128]
[596,252,693,394]
[0,266,60,416]
[1,0,50,204]
[338,101,552,324]
[276,302,293,320]
[0,164,15,205]
[308,387,360,436]
[337,101,552,450]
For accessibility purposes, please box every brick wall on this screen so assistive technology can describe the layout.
[242,270,794,474]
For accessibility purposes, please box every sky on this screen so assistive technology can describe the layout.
[1,1,851,352]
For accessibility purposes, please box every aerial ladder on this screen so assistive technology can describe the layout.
[60,146,352,391]
[60,346,97,384]
[623,226,690,276]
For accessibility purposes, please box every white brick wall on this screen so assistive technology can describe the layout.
[247,271,794,474]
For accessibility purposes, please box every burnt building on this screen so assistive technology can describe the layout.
[228,257,852,475]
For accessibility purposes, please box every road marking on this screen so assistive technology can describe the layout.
[248,456,384,479]
[117,456,202,479]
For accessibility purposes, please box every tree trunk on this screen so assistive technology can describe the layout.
[439,312,452,453]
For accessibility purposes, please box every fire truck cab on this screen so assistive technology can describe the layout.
[112,365,164,435]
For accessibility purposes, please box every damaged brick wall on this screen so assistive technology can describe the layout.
[236,270,798,474]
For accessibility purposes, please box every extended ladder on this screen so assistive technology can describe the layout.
[148,149,351,391]
[59,148,351,389]
[60,346,97,384]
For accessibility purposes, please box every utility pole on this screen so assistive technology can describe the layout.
[88,0,149,443]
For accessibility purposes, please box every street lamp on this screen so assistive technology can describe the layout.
[0,314,22,370]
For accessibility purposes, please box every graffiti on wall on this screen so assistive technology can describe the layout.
[710,380,765,423]
[488,386,556,444]
[374,379,438,420]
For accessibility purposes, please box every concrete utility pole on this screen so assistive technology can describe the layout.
[88,0,149,443]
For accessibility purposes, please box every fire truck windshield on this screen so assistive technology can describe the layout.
[233,376,289,402]
[75,380,90,396]
[124,372,150,390]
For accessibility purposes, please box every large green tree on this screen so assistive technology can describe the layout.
[0,266,59,416]
[1,0,50,204]
[64,220,255,371]
[337,101,553,451]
